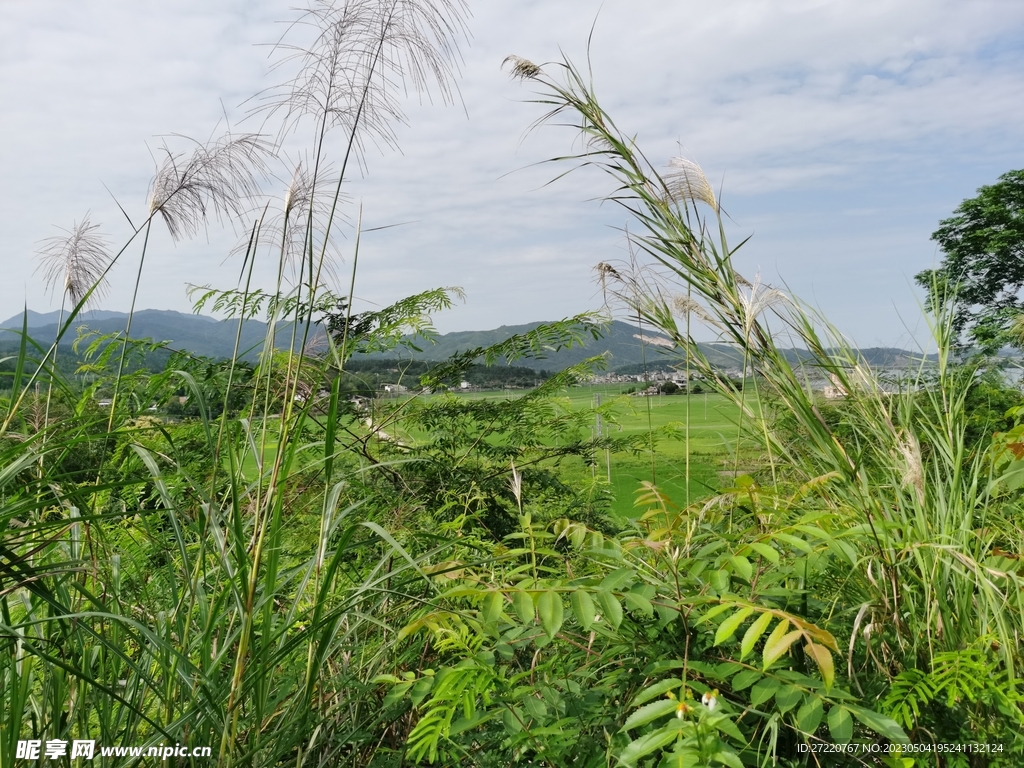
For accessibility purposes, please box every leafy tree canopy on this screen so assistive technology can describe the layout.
[916,169,1024,351]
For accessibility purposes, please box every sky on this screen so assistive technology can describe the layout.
[2,0,1024,349]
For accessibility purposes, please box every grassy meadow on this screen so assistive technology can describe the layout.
[237,386,750,518]
[548,386,753,516]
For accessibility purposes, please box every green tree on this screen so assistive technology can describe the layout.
[916,169,1024,351]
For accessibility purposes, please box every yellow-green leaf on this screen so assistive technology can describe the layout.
[715,607,754,646]
[762,619,801,669]
[740,611,773,660]
[804,640,835,689]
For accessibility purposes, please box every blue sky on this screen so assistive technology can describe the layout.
[2,0,1023,348]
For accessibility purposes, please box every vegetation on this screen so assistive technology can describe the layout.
[915,169,1024,351]
[2,3,1023,767]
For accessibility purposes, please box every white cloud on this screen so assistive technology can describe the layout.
[2,0,1023,345]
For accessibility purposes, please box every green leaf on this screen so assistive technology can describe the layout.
[382,681,413,708]
[570,590,597,629]
[715,607,754,646]
[709,569,730,593]
[828,706,853,744]
[503,707,523,734]
[537,590,564,639]
[730,668,761,691]
[618,724,682,766]
[410,676,435,706]
[772,532,813,554]
[513,590,535,624]
[728,555,753,581]
[597,590,624,628]
[659,749,693,768]
[523,695,548,720]
[623,591,655,617]
[762,620,801,669]
[707,714,745,742]
[621,699,678,731]
[630,679,683,708]
[745,541,780,564]
[775,685,802,713]
[847,705,910,743]
[749,678,779,706]
[796,695,824,734]
[482,591,503,625]
[711,749,745,768]
[740,611,773,660]
[695,603,735,625]
[601,567,636,591]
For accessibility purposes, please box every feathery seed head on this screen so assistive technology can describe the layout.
[896,431,925,504]
[672,294,712,323]
[503,55,541,80]
[257,0,468,152]
[736,272,789,340]
[36,216,112,308]
[665,157,717,210]
[232,159,346,287]
[148,134,271,241]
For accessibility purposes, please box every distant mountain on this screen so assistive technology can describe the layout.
[0,309,939,372]
[1,308,128,327]
[0,309,296,361]
[357,320,689,371]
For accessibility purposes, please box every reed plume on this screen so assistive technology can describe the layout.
[148,133,272,241]
[35,216,111,434]
[665,156,717,211]
[256,0,469,153]
[36,215,111,309]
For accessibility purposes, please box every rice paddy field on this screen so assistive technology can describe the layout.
[542,385,755,517]
[241,384,755,518]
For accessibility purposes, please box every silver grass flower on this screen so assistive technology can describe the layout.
[737,273,789,341]
[896,431,925,504]
[148,134,271,241]
[36,216,111,308]
[235,161,346,285]
[502,55,541,81]
[257,0,468,152]
[672,294,714,324]
[665,157,717,210]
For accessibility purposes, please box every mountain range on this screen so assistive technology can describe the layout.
[1,308,936,372]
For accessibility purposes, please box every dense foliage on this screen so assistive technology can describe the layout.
[2,3,1023,767]
[915,169,1024,351]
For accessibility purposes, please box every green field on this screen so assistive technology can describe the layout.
[394,384,756,517]
[238,386,756,517]
[551,386,754,516]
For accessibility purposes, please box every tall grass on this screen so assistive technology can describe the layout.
[1,1,469,765]
[506,52,1024,746]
